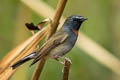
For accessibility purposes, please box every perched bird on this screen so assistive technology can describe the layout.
[11,15,87,69]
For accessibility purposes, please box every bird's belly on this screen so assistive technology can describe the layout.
[48,43,72,58]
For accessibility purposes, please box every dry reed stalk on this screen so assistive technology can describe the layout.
[21,0,120,76]
[32,0,68,80]
[63,58,72,80]
[0,25,49,80]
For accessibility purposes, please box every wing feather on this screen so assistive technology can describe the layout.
[30,33,68,65]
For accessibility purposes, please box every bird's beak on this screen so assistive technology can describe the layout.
[82,18,88,21]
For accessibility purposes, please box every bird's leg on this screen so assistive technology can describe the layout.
[54,56,72,73]
[54,56,72,65]
[54,57,64,65]
[63,57,72,65]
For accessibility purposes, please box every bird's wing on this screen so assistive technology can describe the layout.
[30,33,68,65]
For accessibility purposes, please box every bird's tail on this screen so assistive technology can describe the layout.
[11,52,37,69]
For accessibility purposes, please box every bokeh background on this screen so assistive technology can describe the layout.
[0,0,120,80]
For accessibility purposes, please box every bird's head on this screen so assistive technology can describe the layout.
[64,15,87,31]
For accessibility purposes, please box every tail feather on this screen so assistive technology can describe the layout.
[30,54,43,66]
[11,52,37,69]
[29,59,39,67]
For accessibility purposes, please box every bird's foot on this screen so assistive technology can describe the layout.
[63,57,72,65]
[54,56,72,73]
[54,57,64,65]
[54,56,72,65]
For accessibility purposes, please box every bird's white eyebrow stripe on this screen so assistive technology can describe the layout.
[73,16,83,19]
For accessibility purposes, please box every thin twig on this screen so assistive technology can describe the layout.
[32,0,68,80]
[63,58,72,80]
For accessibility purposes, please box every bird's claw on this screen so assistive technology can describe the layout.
[64,57,72,65]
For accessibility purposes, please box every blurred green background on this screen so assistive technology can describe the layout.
[0,0,120,80]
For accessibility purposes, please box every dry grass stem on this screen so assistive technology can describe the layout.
[0,24,49,80]
[63,58,72,80]
[32,0,68,80]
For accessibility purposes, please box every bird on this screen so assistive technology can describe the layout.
[11,15,87,69]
